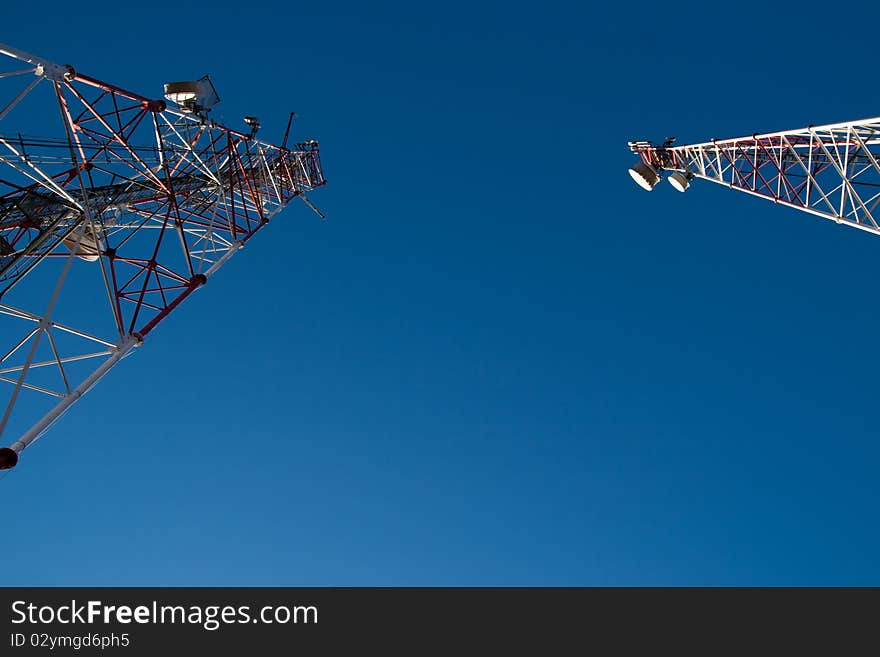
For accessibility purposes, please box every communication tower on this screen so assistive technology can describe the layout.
[628,117,880,236]
[0,44,326,470]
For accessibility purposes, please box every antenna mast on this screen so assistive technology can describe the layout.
[627,116,880,236]
[0,43,326,469]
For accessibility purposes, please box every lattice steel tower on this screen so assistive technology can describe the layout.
[628,116,880,236]
[0,44,325,470]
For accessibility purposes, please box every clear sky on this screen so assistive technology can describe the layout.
[3,0,880,585]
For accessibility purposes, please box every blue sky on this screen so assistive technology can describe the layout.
[3,0,880,585]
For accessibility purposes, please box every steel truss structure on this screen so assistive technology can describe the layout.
[629,116,880,236]
[0,43,325,469]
